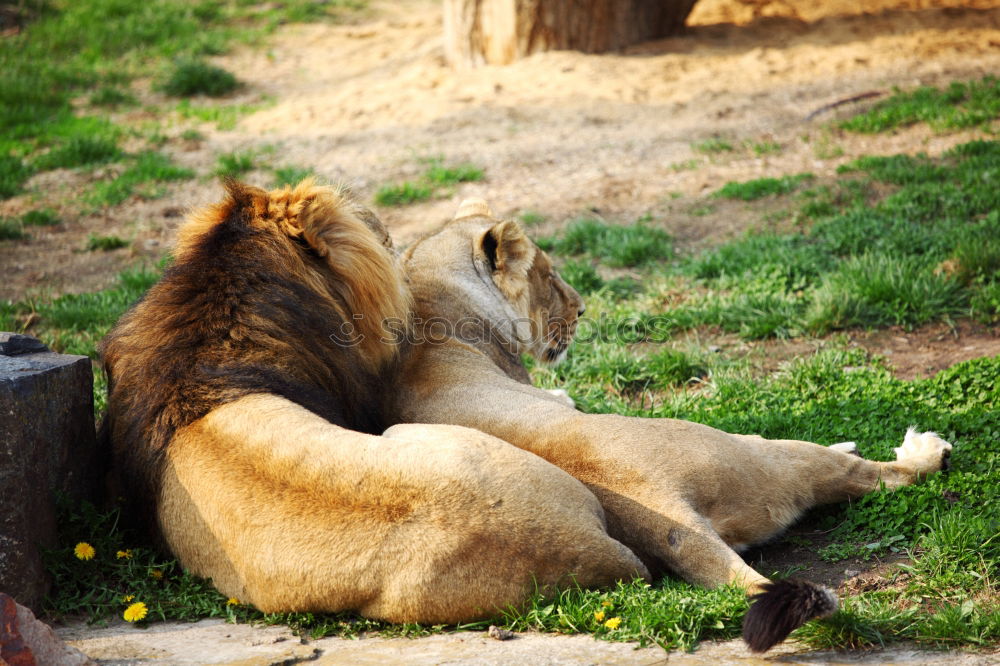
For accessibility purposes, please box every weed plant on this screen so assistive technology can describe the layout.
[273,165,316,188]
[158,58,239,97]
[714,173,814,201]
[86,234,128,251]
[214,151,256,179]
[86,152,194,207]
[375,157,485,206]
[536,218,673,268]
[842,76,1000,133]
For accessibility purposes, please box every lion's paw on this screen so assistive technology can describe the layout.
[894,428,952,474]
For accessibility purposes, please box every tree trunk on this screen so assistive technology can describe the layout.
[444,0,699,67]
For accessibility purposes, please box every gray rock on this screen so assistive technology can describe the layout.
[0,333,50,356]
[0,334,102,612]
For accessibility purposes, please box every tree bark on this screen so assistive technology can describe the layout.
[444,0,699,67]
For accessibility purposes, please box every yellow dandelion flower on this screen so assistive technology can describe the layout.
[121,595,134,603]
[116,549,132,559]
[593,610,605,622]
[604,617,622,630]
[149,569,163,580]
[74,542,96,561]
[123,601,148,623]
[601,600,614,608]
[226,597,240,606]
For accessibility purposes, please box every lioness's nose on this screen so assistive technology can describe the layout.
[577,304,586,316]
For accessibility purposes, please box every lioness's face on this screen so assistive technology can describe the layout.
[525,248,584,365]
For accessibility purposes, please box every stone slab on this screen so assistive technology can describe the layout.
[55,618,1000,666]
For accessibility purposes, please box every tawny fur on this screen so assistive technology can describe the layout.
[100,182,645,622]
[392,199,953,647]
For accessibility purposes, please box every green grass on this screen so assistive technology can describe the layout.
[0,1,362,200]
[86,234,128,251]
[842,76,1000,133]
[375,157,486,206]
[0,208,61,240]
[89,86,138,108]
[714,173,814,201]
[158,58,239,97]
[519,211,545,226]
[0,218,27,240]
[374,181,433,206]
[692,137,734,154]
[272,165,316,188]
[536,218,673,268]
[86,151,194,207]
[16,78,1000,652]
[22,208,61,226]
[425,161,484,186]
[214,150,256,179]
[33,134,122,170]
[642,139,1000,338]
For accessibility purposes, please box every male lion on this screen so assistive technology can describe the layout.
[392,199,953,651]
[100,181,646,623]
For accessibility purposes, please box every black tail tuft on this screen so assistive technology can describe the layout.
[742,579,838,653]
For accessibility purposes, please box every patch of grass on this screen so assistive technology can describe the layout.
[519,211,545,226]
[22,208,61,227]
[538,218,673,268]
[374,182,433,206]
[503,579,747,651]
[0,1,362,199]
[86,151,194,208]
[0,154,34,198]
[272,165,316,188]
[89,86,138,108]
[804,253,966,333]
[747,140,782,156]
[669,159,701,172]
[158,58,239,97]
[714,173,815,201]
[175,99,272,131]
[691,137,734,154]
[86,234,128,251]
[375,157,486,206]
[0,218,27,240]
[33,134,122,170]
[214,151,256,178]
[842,76,1000,133]
[425,161,484,186]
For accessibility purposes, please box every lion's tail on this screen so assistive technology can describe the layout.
[742,579,839,652]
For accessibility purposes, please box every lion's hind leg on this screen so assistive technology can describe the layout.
[739,429,952,651]
[162,395,647,625]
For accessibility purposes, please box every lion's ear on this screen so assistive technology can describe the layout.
[455,198,494,220]
[481,220,536,279]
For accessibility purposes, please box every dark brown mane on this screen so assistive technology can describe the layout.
[100,180,408,539]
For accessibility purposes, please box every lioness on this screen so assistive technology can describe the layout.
[392,199,953,651]
[100,181,646,623]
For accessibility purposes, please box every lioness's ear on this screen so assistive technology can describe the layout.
[455,198,494,220]
[481,220,536,278]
